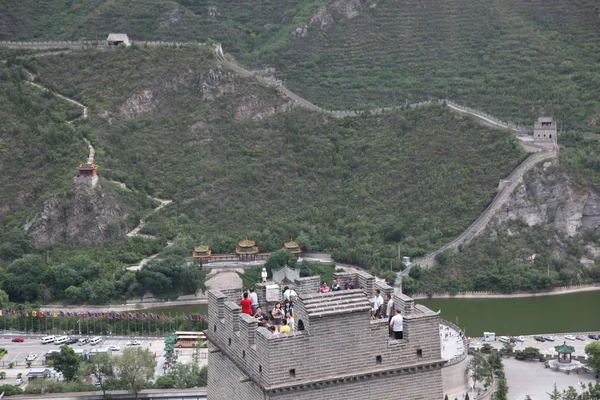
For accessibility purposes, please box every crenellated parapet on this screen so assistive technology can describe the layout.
[207,270,445,399]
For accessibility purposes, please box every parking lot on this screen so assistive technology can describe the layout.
[0,335,165,367]
[0,333,207,381]
[470,333,598,359]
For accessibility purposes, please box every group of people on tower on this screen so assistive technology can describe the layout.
[239,288,295,334]
[320,279,403,340]
[238,279,403,340]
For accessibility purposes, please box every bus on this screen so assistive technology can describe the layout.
[174,331,207,348]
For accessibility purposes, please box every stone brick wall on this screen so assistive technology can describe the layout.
[208,344,443,400]
[207,282,445,400]
[293,276,319,297]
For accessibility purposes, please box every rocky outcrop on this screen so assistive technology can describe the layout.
[118,89,157,117]
[24,179,133,246]
[310,0,377,30]
[200,69,236,100]
[493,161,600,237]
[234,93,294,121]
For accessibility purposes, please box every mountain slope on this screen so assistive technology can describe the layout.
[252,0,600,132]
[24,46,525,265]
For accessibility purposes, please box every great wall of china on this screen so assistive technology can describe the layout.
[3,40,560,295]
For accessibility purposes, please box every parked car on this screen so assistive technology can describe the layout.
[542,335,555,342]
[575,335,586,341]
[126,340,141,346]
[589,334,600,340]
[510,336,525,343]
[108,345,121,352]
[78,338,88,345]
[499,336,510,343]
[25,354,37,362]
[534,336,546,342]
[564,335,576,341]
[11,336,24,343]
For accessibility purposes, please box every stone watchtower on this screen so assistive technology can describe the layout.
[206,271,445,400]
[533,117,557,142]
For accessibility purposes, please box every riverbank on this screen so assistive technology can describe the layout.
[411,283,600,299]
[418,290,600,336]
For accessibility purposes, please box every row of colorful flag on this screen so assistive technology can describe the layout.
[0,310,207,322]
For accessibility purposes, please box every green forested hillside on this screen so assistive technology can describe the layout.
[0,0,325,54]
[30,47,525,260]
[2,0,599,134]
[1,0,599,302]
[0,62,83,224]
[256,0,600,132]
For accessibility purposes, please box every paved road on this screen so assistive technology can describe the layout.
[503,357,595,400]
[470,334,598,359]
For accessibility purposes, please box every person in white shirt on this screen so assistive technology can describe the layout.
[372,289,384,318]
[249,288,259,314]
[390,309,403,340]
[385,293,394,336]
[283,286,297,302]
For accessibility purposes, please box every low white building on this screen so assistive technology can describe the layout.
[106,33,130,47]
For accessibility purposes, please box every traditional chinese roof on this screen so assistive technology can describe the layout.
[235,246,259,255]
[236,238,259,255]
[76,163,98,171]
[192,242,212,258]
[283,238,301,254]
[555,342,575,354]
[238,238,255,248]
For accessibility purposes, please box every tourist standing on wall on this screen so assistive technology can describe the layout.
[283,286,297,302]
[283,300,294,328]
[390,309,403,340]
[271,302,284,332]
[372,289,384,319]
[249,288,259,314]
[385,293,394,336]
[240,292,253,315]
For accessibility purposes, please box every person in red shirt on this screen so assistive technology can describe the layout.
[240,292,253,315]
[319,281,331,293]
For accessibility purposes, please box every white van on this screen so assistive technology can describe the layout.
[54,336,70,345]
[41,336,56,344]
[89,337,103,346]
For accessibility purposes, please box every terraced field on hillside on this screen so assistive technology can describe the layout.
[261,0,600,132]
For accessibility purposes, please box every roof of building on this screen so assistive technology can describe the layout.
[555,343,575,354]
[283,238,301,253]
[76,163,98,171]
[106,33,129,42]
[238,238,255,248]
[27,368,52,376]
[235,246,258,254]
[301,289,372,317]
[193,242,212,258]
[537,117,554,123]
[194,243,210,252]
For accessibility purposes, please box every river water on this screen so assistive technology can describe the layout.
[137,291,600,337]
[417,290,600,337]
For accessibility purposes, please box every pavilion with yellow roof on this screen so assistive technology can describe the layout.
[192,242,212,265]
[283,238,302,257]
[236,238,259,261]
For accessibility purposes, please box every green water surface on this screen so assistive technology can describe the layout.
[417,290,600,337]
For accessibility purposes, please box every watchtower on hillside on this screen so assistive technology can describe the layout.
[106,33,130,47]
[206,270,445,400]
[76,163,98,178]
[533,117,557,142]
